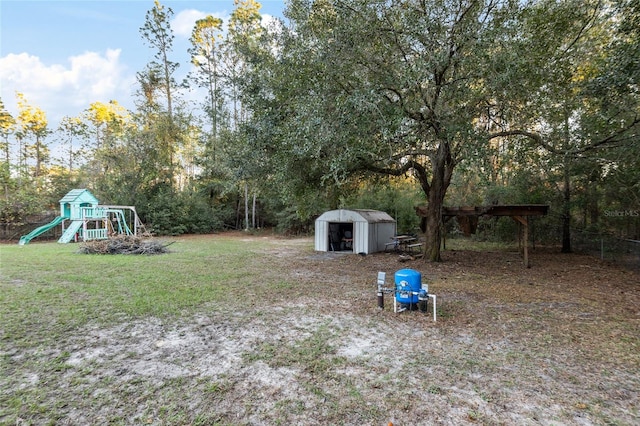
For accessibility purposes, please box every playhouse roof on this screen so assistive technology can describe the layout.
[59,189,99,205]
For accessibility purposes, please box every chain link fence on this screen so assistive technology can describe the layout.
[0,212,60,242]
[570,228,640,271]
[456,214,640,272]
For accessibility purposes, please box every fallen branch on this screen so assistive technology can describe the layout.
[78,236,173,255]
[398,253,424,262]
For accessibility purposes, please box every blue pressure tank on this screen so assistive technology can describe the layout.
[394,268,422,305]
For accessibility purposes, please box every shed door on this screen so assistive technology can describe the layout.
[328,222,353,251]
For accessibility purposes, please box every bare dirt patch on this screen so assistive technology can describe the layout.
[2,234,639,425]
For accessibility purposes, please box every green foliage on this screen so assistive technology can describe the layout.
[139,186,231,236]
[2,0,638,246]
[272,205,314,235]
[0,184,42,224]
[147,193,188,236]
[343,180,423,235]
[42,168,84,205]
[139,0,181,105]
[180,190,231,233]
[486,171,555,206]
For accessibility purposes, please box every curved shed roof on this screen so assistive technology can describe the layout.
[316,209,395,223]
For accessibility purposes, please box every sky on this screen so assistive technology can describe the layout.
[0,0,286,128]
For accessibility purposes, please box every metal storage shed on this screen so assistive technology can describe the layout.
[314,209,396,254]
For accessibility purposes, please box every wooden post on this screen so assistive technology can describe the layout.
[442,223,446,251]
[523,217,529,268]
[512,216,530,268]
[438,205,548,268]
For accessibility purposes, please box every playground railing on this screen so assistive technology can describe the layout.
[81,207,107,219]
[84,228,108,240]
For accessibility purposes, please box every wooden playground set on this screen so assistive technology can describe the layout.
[18,189,144,245]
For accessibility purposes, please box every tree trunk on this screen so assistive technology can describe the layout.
[244,183,249,231]
[587,171,600,226]
[236,199,242,229]
[423,195,443,261]
[252,193,256,229]
[423,141,454,262]
[561,162,572,253]
[34,137,41,179]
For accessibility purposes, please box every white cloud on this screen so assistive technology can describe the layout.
[171,9,280,39]
[261,14,279,29]
[0,8,280,123]
[172,9,228,38]
[0,49,136,122]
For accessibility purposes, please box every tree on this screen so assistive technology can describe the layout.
[0,99,16,204]
[487,0,640,252]
[0,99,15,165]
[188,15,231,207]
[139,0,184,183]
[79,100,132,190]
[222,0,266,230]
[189,15,225,148]
[57,116,88,173]
[140,0,180,120]
[226,0,263,128]
[15,92,50,182]
[244,0,525,260]
[85,101,130,148]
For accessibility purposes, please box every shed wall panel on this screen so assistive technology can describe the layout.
[314,220,328,251]
[374,222,396,251]
[368,223,376,253]
[370,223,379,253]
[354,221,368,253]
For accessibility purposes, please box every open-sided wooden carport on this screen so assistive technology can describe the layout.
[417,204,549,268]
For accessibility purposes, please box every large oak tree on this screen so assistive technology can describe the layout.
[245,0,524,260]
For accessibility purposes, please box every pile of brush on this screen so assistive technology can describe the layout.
[78,236,172,255]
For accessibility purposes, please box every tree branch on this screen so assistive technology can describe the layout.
[363,159,431,196]
[488,129,558,153]
[574,114,640,154]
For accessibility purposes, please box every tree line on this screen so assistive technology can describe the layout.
[1,0,638,259]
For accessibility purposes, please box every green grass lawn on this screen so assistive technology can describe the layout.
[0,236,267,347]
[1,235,638,425]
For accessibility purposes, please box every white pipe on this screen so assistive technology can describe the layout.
[429,294,437,322]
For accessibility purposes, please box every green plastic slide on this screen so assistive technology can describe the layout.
[18,216,66,245]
